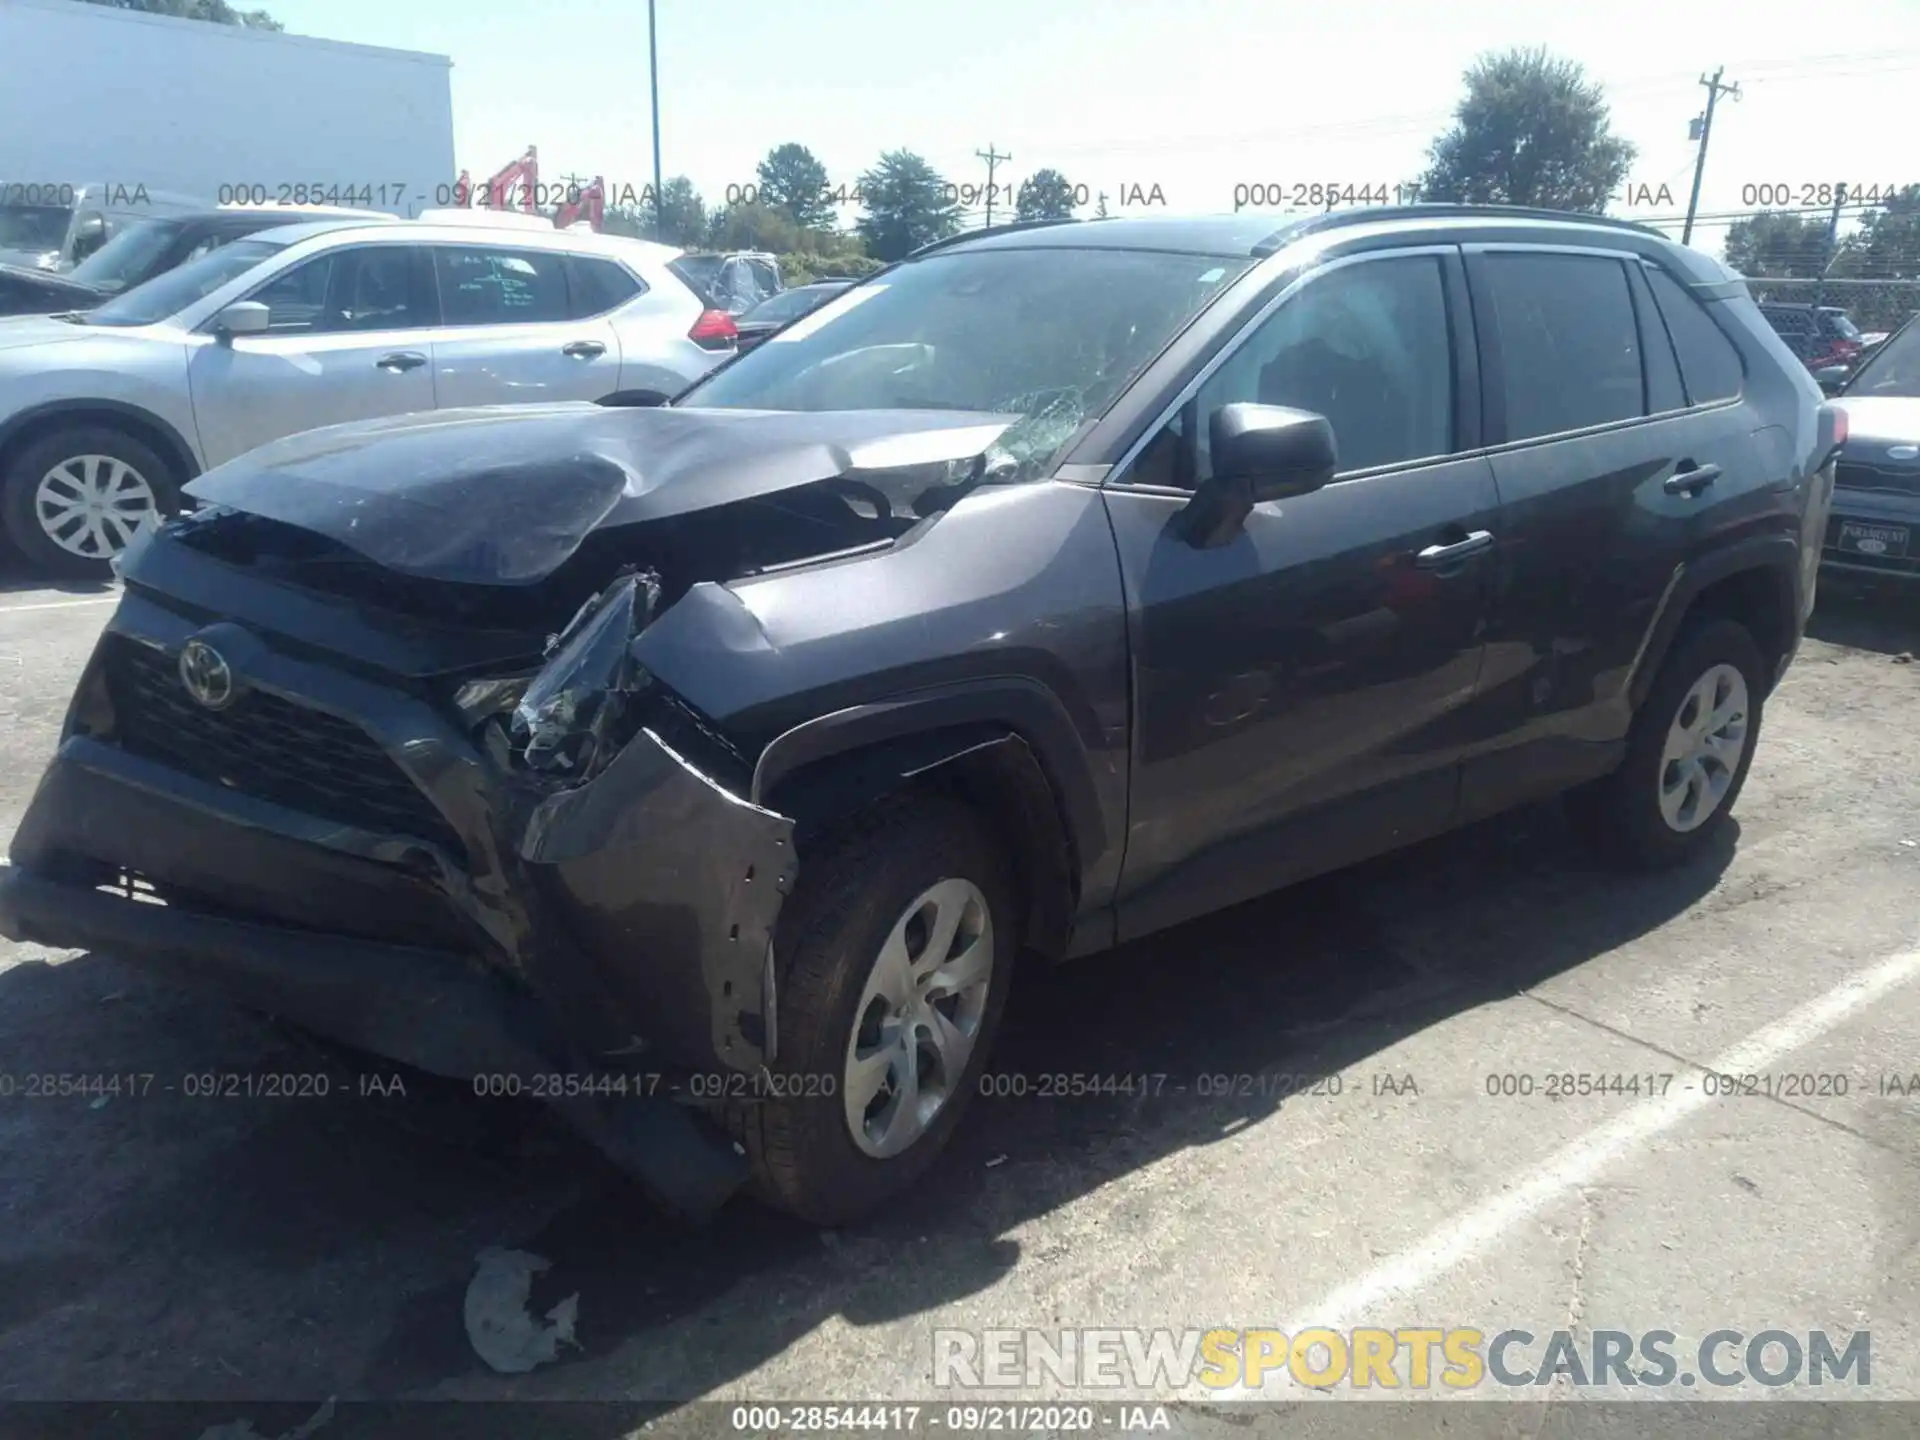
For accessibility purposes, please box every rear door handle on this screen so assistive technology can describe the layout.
[1415,530,1495,569]
[562,340,608,359]
[375,351,427,372]
[1664,462,1721,496]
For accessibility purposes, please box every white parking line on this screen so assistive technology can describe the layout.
[1276,944,1920,1340]
[0,595,118,614]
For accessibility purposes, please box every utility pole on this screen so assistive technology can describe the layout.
[976,145,1010,227]
[1681,67,1740,247]
[1813,183,1849,311]
[648,0,664,235]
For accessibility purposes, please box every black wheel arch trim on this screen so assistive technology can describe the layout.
[0,399,201,482]
[1629,535,1801,710]
[749,676,1108,878]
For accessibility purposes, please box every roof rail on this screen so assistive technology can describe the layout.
[1251,203,1665,256]
[907,215,1090,259]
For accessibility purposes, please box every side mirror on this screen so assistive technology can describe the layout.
[1814,365,1850,396]
[213,301,270,341]
[1177,403,1337,548]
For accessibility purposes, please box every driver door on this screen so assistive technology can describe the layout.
[1102,247,1501,939]
[187,242,438,467]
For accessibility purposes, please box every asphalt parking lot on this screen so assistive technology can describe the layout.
[1,560,1917,1437]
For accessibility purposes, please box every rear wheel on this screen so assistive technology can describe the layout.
[730,795,1017,1225]
[2,425,177,579]
[1570,616,1765,868]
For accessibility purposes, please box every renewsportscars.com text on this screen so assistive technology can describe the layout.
[932,1326,1871,1391]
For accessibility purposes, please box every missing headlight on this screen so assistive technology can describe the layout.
[509,568,661,781]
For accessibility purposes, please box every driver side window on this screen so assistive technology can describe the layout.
[1130,255,1455,489]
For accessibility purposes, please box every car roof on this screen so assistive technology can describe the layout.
[145,209,402,231]
[232,218,684,264]
[917,205,1711,270]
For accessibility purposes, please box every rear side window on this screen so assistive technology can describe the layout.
[1645,266,1743,403]
[566,255,643,317]
[1481,253,1642,441]
[434,245,570,325]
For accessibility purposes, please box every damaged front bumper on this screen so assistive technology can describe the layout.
[0,586,799,1219]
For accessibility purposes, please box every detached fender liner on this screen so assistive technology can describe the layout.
[0,864,748,1220]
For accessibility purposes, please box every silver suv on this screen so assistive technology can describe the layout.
[0,218,735,576]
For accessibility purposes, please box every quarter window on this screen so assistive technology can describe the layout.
[434,245,571,325]
[1482,253,1642,441]
[1646,266,1744,403]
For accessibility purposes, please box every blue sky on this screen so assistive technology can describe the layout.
[265,0,1920,252]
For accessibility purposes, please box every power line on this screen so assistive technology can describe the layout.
[1026,50,1920,161]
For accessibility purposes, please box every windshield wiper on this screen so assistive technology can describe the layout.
[47,311,91,325]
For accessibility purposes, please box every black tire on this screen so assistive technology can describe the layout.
[1569,616,1767,869]
[2,424,179,580]
[728,794,1018,1225]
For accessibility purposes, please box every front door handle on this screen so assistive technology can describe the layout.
[562,340,608,359]
[1664,461,1721,496]
[1415,529,1495,569]
[375,351,427,372]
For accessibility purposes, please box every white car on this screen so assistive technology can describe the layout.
[0,217,739,576]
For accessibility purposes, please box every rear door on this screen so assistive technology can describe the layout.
[1457,245,1759,820]
[426,242,622,406]
[186,241,438,467]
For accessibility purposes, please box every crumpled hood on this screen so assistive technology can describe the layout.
[183,402,1017,584]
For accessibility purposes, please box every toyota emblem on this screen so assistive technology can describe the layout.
[178,638,236,710]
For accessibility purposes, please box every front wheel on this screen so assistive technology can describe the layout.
[1570,616,1766,868]
[2,425,178,579]
[730,795,1017,1225]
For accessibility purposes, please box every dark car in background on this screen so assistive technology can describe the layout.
[0,206,1838,1227]
[1759,301,1867,375]
[0,207,397,317]
[734,280,854,352]
[1818,314,1920,579]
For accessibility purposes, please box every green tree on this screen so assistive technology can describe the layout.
[74,0,282,28]
[855,150,961,262]
[1835,185,1920,280]
[1016,168,1080,222]
[1723,210,1831,278]
[756,143,834,229]
[705,200,805,254]
[1418,47,1634,213]
[629,176,706,248]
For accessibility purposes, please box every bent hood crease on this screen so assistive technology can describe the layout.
[183,403,1016,585]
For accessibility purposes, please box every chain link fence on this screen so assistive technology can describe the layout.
[1740,276,1920,338]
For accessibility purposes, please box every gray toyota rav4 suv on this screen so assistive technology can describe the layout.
[0,207,1840,1224]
